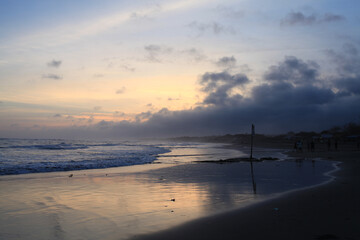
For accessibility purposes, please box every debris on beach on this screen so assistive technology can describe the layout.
[259,157,279,161]
[68,174,73,177]
[194,157,279,164]
[316,234,339,240]
[170,198,175,202]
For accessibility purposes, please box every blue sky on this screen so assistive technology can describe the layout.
[1,0,360,139]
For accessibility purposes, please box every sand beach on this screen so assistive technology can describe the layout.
[133,146,360,240]
[0,140,359,240]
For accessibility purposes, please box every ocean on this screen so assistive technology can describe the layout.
[0,138,251,175]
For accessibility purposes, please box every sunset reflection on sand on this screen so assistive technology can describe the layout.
[0,159,334,239]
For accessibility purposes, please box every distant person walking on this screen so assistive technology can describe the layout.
[311,140,315,152]
[297,141,303,152]
[334,139,338,151]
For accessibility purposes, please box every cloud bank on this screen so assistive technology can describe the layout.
[104,46,359,137]
[6,45,360,139]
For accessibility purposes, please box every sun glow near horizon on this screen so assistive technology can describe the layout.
[1,0,359,138]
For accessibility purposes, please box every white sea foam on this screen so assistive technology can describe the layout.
[0,139,251,175]
[0,139,171,175]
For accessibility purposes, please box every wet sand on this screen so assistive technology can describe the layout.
[1,142,359,240]
[132,150,360,240]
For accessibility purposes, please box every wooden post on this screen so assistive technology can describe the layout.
[250,124,256,194]
[250,160,257,194]
[250,124,254,160]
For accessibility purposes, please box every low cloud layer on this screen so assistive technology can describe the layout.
[103,45,359,137]
[6,45,360,139]
[327,43,360,95]
[200,71,249,106]
[264,56,319,85]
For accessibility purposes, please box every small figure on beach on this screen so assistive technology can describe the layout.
[311,141,315,152]
[297,141,303,152]
[334,139,338,151]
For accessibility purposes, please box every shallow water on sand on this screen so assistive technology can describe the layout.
[0,158,335,240]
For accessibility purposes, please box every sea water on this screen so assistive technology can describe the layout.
[0,138,249,175]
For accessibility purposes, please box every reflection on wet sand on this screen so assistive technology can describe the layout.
[0,160,334,240]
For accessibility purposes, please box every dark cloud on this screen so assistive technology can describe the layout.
[47,60,62,68]
[187,21,235,36]
[264,56,319,85]
[281,11,345,26]
[216,56,237,69]
[53,114,62,118]
[252,82,336,106]
[144,44,173,62]
[327,44,360,95]
[119,54,358,136]
[326,44,360,75]
[335,78,360,95]
[200,71,249,106]
[42,74,62,80]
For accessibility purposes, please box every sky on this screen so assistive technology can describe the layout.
[1,0,360,139]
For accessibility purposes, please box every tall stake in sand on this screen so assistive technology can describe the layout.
[250,124,257,194]
[250,124,255,160]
